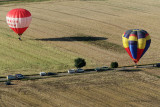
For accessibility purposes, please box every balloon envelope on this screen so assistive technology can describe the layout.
[6,8,32,35]
[122,29,151,63]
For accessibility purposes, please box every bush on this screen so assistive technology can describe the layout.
[156,63,160,67]
[110,62,118,68]
[74,58,86,68]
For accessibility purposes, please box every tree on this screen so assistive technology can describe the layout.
[110,62,118,68]
[74,58,86,68]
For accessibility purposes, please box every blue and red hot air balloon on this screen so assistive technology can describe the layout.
[122,29,151,64]
[6,8,32,40]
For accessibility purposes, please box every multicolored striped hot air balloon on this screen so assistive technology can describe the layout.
[122,29,151,64]
[6,8,32,40]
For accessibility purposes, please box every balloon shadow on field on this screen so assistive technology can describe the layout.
[34,34,107,42]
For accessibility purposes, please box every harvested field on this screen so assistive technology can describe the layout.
[0,69,160,107]
[0,0,159,75]
[0,0,160,106]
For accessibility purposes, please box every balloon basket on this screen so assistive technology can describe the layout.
[18,34,22,41]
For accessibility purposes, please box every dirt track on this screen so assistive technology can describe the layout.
[0,64,157,82]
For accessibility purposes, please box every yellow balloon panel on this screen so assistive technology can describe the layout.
[138,38,146,49]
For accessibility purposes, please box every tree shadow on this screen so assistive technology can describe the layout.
[118,68,142,72]
[34,34,107,42]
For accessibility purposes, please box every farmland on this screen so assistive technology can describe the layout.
[0,0,160,106]
[0,0,160,75]
[1,68,160,107]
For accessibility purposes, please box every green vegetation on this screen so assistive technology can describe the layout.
[74,57,86,68]
[0,33,78,75]
[110,62,118,68]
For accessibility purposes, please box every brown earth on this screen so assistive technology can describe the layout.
[0,68,160,107]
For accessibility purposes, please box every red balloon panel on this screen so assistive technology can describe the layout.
[6,8,32,35]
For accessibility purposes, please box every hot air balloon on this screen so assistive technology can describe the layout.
[122,29,151,65]
[6,8,32,40]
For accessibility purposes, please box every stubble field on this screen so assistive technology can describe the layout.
[0,0,160,106]
[0,0,159,75]
[1,68,160,107]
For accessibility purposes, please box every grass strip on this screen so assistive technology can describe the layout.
[0,0,51,5]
